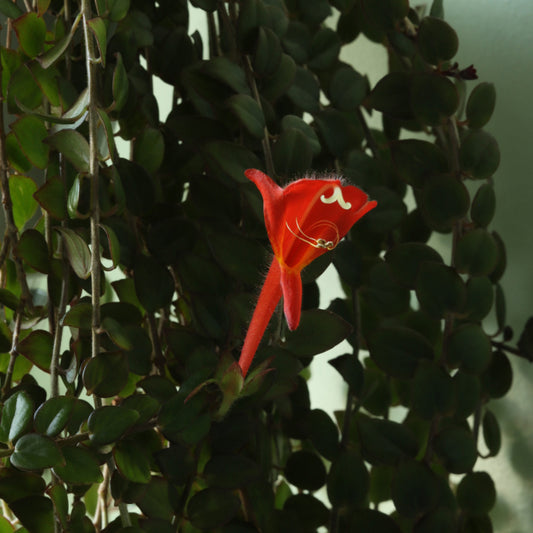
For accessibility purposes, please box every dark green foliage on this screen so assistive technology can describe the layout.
[0,0,523,531]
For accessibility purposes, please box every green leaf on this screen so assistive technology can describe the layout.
[101,316,132,350]
[226,94,265,139]
[11,433,64,470]
[158,392,211,445]
[97,108,116,162]
[392,461,439,519]
[411,73,458,125]
[459,130,500,179]
[361,261,410,317]
[466,82,496,129]
[0,390,33,443]
[303,410,338,462]
[134,255,174,313]
[121,394,159,425]
[464,276,494,321]
[113,438,151,483]
[347,509,401,532]
[329,65,367,110]
[417,17,458,64]
[386,242,443,288]
[482,409,501,457]
[455,228,499,276]
[5,132,31,172]
[0,288,20,310]
[518,316,533,362]
[359,0,408,40]
[446,323,491,374]
[411,362,454,419]
[285,450,326,491]
[253,27,282,76]
[203,141,262,184]
[9,496,54,533]
[102,301,143,325]
[34,177,67,219]
[53,446,103,485]
[453,371,481,419]
[109,0,131,21]
[37,0,51,15]
[11,115,49,169]
[9,175,37,229]
[62,302,92,329]
[88,406,139,445]
[87,17,107,67]
[430,0,444,18]
[0,470,46,504]
[308,27,341,70]
[391,139,449,188]
[16,229,49,273]
[203,57,250,95]
[204,454,261,489]
[116,158,155,215]
[48,484,68,531]
[13,13,46,58]
[66,400,93,435]
[0,0,23,18]
[262,53,296,101]
[284,494,329,531]
[315,108,363,158]
[132,127,164,173]
[327,449,369,506]
[29,62,60,107]
[368,326,433,379]
[357,415,418,466]
[489,231,506,283]
[283,309,352,357]
[363,187,406,234]
[433,425,477,473]
[17,330,53,372]
[112,53,129,112]
[207,229,265,286]
[45,130,90,173]
[457,471,496,515]
[281,115,321,155]
[421,174,469,232]
[187,488,241,530]
[54,227,91,279]
[471,183,496,228]
[272,127,313,176]
[286,66,320,113]
[369,71,413,119]
[34,396,76,437]
[328,353,364,394]
[98,224,120,270]
[83,352,129,397]
[38,12,82,69]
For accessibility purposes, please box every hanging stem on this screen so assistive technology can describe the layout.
[81,0,101,369]
[1,312,23,397]
[243,56,276,178]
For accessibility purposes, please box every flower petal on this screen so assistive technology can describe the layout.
[244,169,284,256]
[280,267,302,331]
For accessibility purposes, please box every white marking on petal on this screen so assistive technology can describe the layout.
[320,186,352,210]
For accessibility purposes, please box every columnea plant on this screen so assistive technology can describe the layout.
[0,0,531,532]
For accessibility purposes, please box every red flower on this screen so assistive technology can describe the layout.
[239,169,377,376]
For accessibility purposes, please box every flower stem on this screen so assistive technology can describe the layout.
[239,259,282,376]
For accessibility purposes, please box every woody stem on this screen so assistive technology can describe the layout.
[239,259,282,376]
